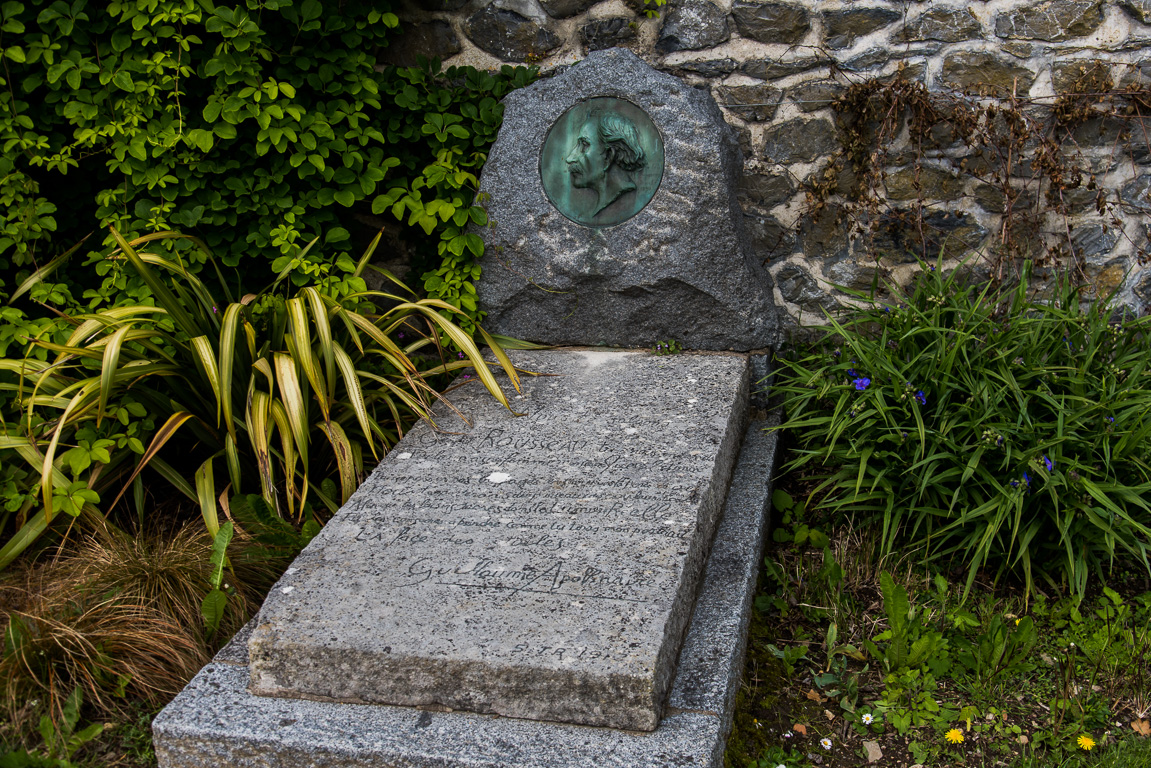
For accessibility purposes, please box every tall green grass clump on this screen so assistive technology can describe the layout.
[0,228,520,572]
[776,262,1151,598]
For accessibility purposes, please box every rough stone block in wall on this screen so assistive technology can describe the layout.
[657,0,730,52]
[738,173,795,210]
[1051,59,1113,92]
[822,8,901,50]
[382,20,461,67]
[939,52,1037,97]
[716,84,783,122]
[540,0,597,19]
[995,0,1106,42]
[730,0,810,45]
[1071,223,1120,259]
[798,205,851,263]
[761,117,838,164]
[463,7,560,62]
[1120,0,1151,21]
[581,18,638,52]
[740,55,829,81]
[787,80,843,113]
[409,0,1151,326]
[894,8,983,44]
[884,166,966,202]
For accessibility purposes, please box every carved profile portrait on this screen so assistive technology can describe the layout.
[540,98,664,228]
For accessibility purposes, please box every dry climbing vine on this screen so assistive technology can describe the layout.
[808,65,1151,294]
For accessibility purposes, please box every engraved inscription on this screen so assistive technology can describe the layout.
[337,437,701,605]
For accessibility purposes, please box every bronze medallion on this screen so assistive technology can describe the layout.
[540,97,664,228]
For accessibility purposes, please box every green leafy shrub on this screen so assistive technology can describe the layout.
[0,228,519,568]
[775,262,1151,598]
[374,59,538,326]
[0,1,536,321]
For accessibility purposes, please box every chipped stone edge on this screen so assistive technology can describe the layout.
[153,407,781,768]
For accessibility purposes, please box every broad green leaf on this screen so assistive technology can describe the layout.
[201,588,227,636]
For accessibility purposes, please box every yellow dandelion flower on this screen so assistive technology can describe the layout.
[945,728,964,744]
[1077,734,1095,751]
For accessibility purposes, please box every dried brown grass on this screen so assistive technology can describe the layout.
[0,521,282,733]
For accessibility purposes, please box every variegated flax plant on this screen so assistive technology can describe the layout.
[0,228,521,575]
[774,259,1151,601]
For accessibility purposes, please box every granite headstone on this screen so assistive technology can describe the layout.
[476,49,779,351]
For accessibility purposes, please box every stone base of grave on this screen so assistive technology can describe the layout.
[153,350,780,768]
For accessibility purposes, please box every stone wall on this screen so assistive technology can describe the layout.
[386,0,1151,327]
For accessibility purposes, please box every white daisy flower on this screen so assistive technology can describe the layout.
[820,737,833,750]
[861,713,874,725]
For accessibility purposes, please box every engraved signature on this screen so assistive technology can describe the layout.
[401,557,646,602]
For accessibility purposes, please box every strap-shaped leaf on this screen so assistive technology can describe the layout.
[7,235,89,304]
[245,389,277,509]
[317,420,357,504]
[108,411,195,511]
[189,335,222,425]
[196,457,219,538]
[274,351,309,470]
[145,457,197,502]
[477,326,521,393]
[39,382,98,523]
[302,287,336,406]
[332,343,375,459]
[110,227,202,339]
[269,399,300,521]
[338,309,411,368]
[0,509,49,571]
[287,297,327,421]
[218,304,244,441]
[225,432,242,496]
[96,325,134,427]
[411,305,513,413]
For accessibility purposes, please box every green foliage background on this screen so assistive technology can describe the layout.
[0,0,535,327]
[0,0,538,566]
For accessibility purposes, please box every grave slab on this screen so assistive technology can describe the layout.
[152,412,781,768]
[247,349,748,731]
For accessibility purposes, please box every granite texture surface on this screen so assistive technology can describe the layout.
[474,49,778,352]
[247,350,748,731]
[153,410,781,768]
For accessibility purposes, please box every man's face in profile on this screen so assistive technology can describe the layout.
[565,120,608,190]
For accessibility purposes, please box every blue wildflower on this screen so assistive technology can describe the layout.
[1043,455,1054,472]
[1023,471,1032,488]
[1106,416,1114,424]
[915,390,927,405]
[1010,480,1019,488]
[847,368,857,377]
[853,378,871,391]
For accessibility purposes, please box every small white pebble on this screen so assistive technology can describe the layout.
[624,427,638,434]
[487,472,511,483]
[281,586,295,594]
[397,452,411,460]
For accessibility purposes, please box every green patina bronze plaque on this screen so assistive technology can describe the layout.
[540,97,664,228]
